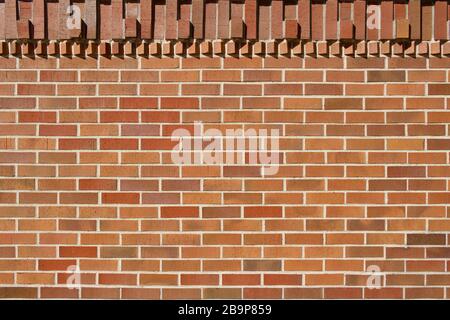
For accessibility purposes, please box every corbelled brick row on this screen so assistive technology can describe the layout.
[0,0,450,42]
[0,0,450,58]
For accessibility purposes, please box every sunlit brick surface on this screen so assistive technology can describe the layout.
[0,54,449,299]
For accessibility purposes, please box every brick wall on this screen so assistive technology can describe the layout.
[1,53,449,299]
[1,0,450,300]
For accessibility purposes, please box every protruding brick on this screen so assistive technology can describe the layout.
[253,42,265,55]
[231,18,244,39]
[213,40,225,55]
[304,42,315,55]
[111,42,122,56]
[285,20,299,39]
[279,40,289,55]
[340,20,354,40]
[317,41,328,56]
[266,41,278,55]
[380,41,391,55]
[125,18,138,38]
[396,19,410,39]
[162,42,172,56]
[149,42,161,55]
[417,42,428,55]
[61,42,72,56]
[226,41,237,55]
[240,42,251,55]
[430,42,441,55]
[87,42,99,56]
[174,42,184,55]
[178,20,192,39]
[100,42,111,56]
[404,42,416,55]
[200,41,212,55]
[187,42,199,55]
[124,42,134,56]
[329,41,340,55]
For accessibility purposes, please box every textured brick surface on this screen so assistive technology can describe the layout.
[1,0,450,300]
[0,54,449,299]
[0,0,450,43]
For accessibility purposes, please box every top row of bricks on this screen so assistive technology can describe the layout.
[0,0,449,42]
